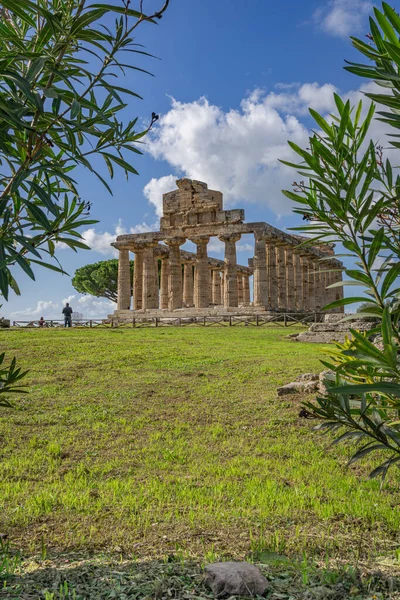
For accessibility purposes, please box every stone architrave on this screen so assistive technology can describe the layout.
[132,245,143,311]
[117,247,131,310]
[142,243,158,309]
[166,237,185,310]
[159,257,169,309]
[275,245,286,310]
[253,232,268,308]
[285,246,295,311]
[183,259,195,307]
[191,236,210,308]
[243,275,250,305]
[219,233,241,308]
[267,242,278,309]
[211,268,222,305]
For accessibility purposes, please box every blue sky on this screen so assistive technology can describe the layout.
[6,0,380,320]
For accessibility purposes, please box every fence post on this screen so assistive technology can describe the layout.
[284,313,287,327]
[256,314,259,327]
[178,318,181,326]
[90,320,92,328]
[50,320,53,328]
[155,317,158,327]
[203,316,206,326]
[314,312,318,323]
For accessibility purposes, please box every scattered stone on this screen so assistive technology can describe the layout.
[318,369,335,395]
[292,313,378,344]
[0,318,10,328]
[277,380,319,396]
[204,561,269,598]
[295,373,319,382]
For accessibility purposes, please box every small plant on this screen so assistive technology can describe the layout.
[0,352,28,407]
[0,540,21,580]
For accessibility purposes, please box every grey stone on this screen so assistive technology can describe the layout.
[204,562,269,598]
[277,380,318,396]
[295,373,319,382]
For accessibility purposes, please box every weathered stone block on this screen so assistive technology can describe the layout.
[204,562,269,597]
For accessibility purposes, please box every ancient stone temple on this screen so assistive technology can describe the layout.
[111,179,343,319]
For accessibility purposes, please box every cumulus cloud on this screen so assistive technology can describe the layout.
[143,174,178,217]
[142,81,392,220]
[58,220,160,258]
[12,295,116,321]
[144,92,312,216]
[314,0,372,38]
[11,300,60,319]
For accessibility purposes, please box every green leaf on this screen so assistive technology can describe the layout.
[331,382,400,395]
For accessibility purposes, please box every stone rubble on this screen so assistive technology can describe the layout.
[204,561,270,598]
[292,313,377,344]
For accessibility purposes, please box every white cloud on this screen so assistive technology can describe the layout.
[142,81,392,219]
[144,92,312,217]
[143,174,178,217]
[314,0,372,38]
[75,295,116,317]
[11,300,60,319]
[11,295,116,321]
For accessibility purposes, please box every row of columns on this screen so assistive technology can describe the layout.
[117,233,343,312]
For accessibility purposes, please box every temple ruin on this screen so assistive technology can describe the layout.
[111,179,343,319]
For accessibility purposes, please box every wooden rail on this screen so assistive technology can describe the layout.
[12,313,325,329]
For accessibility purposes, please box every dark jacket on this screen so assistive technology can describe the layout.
[62,306,73,317]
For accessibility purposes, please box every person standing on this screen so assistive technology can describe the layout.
[62,302,73,327]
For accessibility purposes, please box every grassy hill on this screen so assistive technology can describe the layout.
[0,326,399,597]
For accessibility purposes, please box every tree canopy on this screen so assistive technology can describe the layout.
[72,259,133,302]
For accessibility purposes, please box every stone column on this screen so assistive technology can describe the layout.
[299,255,309,312]
[253,232,268,308]
[211,268,222,305]
[154,255,160,306]
[284,246,295,311]
[219,233,241,308]
[191,236,210,308]
[237,273,244,305]
[220,270,225,305]
[142,243,158,309]
[267,242,278,309]
[308,258,316,312]
[132,245,143,311]
[293,253,302,311]
[276,245,286,310]
[314,261,324,311]
[166,238,185,310]
[183,259,195,307]
[243,275,250,305]
[117,247,131,310]
[159,256,169,309]
[330,266,344,312]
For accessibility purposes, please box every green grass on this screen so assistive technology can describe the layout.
[0,326,399,568]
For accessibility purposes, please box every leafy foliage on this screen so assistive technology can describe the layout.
[72,258,132,302]
[0,0,169,400]
[283,2,400,480]
[0,352,28,407]
[0,0,168,301]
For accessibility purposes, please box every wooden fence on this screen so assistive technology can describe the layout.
[12,313,324,329]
